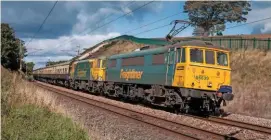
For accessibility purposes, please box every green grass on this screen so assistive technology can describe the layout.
[2,105,89,140]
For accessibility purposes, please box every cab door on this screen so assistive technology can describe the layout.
[173,47,186,87]
[166,48,176,86]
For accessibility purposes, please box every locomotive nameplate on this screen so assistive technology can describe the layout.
[120,69,143,81]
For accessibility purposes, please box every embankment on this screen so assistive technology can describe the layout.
[225,49,271,119]
[1,67,89,140]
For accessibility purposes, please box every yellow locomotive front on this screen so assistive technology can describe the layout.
[173,46,231,91]
[171,42,233,114]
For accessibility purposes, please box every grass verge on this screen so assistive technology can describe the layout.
[2,105,88,140]
[1,66,89,140]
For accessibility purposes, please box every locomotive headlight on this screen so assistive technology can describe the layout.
[217,92,223,97]
[208,82,212,87]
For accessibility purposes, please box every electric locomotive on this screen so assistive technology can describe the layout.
[33,40,233,115]
[104,40,233,115]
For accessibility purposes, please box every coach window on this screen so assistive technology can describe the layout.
[217,52,228,66]
[122,56,144,66]
[152,53,165,65]
[190,48,203,63]
[205,50,215,64]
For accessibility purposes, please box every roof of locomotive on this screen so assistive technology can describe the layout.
[170,40,229,51]
[109,40,228,59]
[74,56,107,64]
[109,47,168,59]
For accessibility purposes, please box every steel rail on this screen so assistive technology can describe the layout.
[34,81,235,140]
[208,116,271,135]
[183,114,271,135]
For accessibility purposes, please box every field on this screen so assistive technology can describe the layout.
[1,67,89,140]
[225,49,271,119]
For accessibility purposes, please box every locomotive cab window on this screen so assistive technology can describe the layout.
[176,48,186,63]
[205,50,215,64]
[97,59,101,68]
[190,48,203,63]
[217,52,228,66]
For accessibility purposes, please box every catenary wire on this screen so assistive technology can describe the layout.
[123,11,184,34]
[26,1,58,47]
[56,1,154,49]
[54,1,136,48]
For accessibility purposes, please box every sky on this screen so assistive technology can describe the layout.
[1,1,271,69]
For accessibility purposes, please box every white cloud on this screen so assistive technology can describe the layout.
[70,1,164,35]
[260,22,271,33]
[71,7,121,34]
[25,56,73,63]
[246,6,271,34]
[24,32,121,69]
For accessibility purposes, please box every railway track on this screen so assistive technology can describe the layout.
[183,114,271,135]
[34,81,236,140]
[208,116,271,135]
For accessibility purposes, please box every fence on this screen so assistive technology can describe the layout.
[176,37,271,50]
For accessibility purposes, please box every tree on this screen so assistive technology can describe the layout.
[1,23,27,70]
[25,62,35,75]
[209,24,225,36]
[192,26,205,36]
[184,1,251,36]
[193,24,225,36]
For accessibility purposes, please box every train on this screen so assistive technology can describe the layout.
[33,40,234,115]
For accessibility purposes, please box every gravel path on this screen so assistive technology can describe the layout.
[36,82,271,140]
